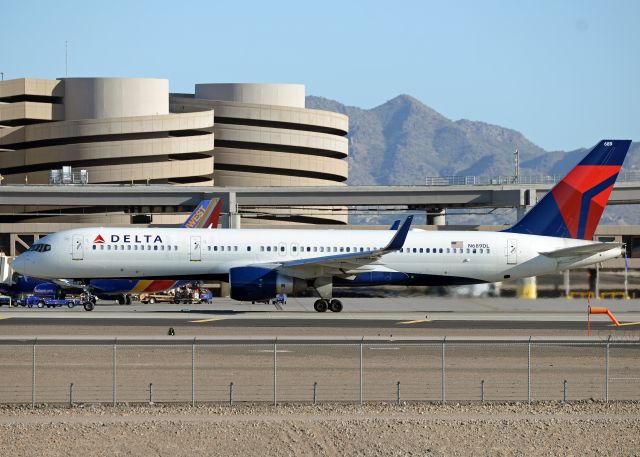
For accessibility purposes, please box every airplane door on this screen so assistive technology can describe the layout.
[507,239,517,264]
[72,235,84,260]
[190,236,201,261]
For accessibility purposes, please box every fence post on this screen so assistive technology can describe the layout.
[31,340,36,408]
[149,383,153,404]
[191,337,196,407]
[605,336,610,402]
[112,339,117,406]
[313,382,317,405]
[441,337,446,404]
[563,380,567,403]
[359,337,364,405]
[528,337,532,404]
[229,382,234,406]
[481,380,485,403]
[397,381,401,406]
[273,337,277,407]
[69,383,74,407]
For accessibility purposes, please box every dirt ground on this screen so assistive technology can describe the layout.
[0,402,639,456]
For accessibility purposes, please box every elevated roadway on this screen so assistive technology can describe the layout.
[2,182,640,209]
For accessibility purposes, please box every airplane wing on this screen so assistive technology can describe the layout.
[248,216,413,279]
[539,242,623,259]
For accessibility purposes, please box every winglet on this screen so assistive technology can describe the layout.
[389,220,400,230]
[384,215,413,251]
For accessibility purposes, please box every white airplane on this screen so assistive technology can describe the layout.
[12,140,631,312]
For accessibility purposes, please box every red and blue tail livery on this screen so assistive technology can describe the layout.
[506,140,631,239]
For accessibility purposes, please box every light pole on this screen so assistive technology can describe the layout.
[1,72,4,81]
[514,148,520,184]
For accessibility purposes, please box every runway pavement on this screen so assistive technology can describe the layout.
[0,297,638,337]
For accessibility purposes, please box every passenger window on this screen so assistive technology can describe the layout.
[439,248,443,253]
[114,245,118,251]
[400,248,404,253]
[234,246,238,251]
[466,248,471,254]
[446,248,450,253]
[167,245,171,251]
[161,245,165,251]
[333,247,337,252]
[340,247,344,252]
[346,247,351,252]
[107,245,111,251]
[92,245,96,250]
[313,247,317,252]
[292,246,297,252]
[306,247,311,252]
[419,248,423,253]
[247,246,251,251]
[413,248,417,253]
[487,248,491,254]
[260,246,264,252]
[127,245,131,251]
[174,246,178,251]
[267,246,271,252]
[100,245,104,250]
[479,248,483,254]
[472,249,477,254]
[280,246,285,252]
[148,245,151,251]
[320,247,324,252]
[426,248,430,253]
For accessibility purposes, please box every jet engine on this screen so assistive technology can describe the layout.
[229,266,306,301]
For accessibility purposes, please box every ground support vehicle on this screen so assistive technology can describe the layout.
[17,295,81,309]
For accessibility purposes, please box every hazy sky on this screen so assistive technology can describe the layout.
[3,0,638,151]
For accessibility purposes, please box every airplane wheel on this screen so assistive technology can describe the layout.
[148,297,156,304]
[313,299,328,313]
[84,302,95,312]
[67,301,75,308]
[117,295,126,305]
[37,301,45,309]
[329,299,343,313]
[125,295,132,305]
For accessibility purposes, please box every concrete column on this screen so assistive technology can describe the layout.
[427,208,445,226]
[517,276,537,299]
[219,282,230,298]
[563,270,571,298]
[222,192,241,228]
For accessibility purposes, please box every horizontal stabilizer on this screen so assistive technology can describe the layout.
[539,242,622,259]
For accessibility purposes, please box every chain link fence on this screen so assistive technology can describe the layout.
[1,337,638,406]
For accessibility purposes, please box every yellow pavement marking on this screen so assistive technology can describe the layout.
[189,317,226,323]
[0,315,9,320]
[398,319,431,325]
[611,321,640,327]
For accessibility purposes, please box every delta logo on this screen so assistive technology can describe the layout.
[93,234,163,244]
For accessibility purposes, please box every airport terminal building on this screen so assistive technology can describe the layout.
[0,77,348,231]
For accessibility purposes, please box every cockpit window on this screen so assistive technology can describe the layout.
[27,244,51,253]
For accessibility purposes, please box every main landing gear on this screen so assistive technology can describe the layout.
[313,298,343,313]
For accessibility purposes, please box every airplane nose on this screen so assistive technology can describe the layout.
[12,256,26,275]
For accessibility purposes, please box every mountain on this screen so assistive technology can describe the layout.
[306,95,639,224]
[306,95,640,186]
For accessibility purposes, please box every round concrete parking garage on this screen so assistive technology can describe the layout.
[171,83,349,224]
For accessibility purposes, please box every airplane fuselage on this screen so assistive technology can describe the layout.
[13,227,622,286]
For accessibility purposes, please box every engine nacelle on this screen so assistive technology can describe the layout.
[229,266,306,301]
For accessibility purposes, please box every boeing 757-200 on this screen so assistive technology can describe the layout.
[12,140,631,312]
